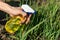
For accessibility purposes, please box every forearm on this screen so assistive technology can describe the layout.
[0,1,12,14]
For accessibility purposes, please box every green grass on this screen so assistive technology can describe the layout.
[9,0,60,40]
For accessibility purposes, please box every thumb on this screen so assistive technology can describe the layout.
[20,12,27,17]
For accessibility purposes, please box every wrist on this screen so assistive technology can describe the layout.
[6,6,13,14]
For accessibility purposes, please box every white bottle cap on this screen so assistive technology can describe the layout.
[21,4,36,14]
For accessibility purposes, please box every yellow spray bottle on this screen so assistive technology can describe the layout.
[5,4,36,34]
[5,15,25,34]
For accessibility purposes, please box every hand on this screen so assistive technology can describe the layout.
[8,7,32,24]
[0,1,32,24]
[9,7,27,17]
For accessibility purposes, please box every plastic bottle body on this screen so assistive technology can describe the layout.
[5,16,24,34]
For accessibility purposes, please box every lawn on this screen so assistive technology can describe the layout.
[0,0,60,40]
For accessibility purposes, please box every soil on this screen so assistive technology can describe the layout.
[0,24,13,40]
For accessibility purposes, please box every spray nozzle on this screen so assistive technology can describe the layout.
[21,4,36,15]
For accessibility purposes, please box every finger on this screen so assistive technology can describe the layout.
[21,12,27,17]
[26,18,30,24]
[29,14,32,18]
[25,14,32,24]
[21,17,26,24]
[9,14,14,17]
